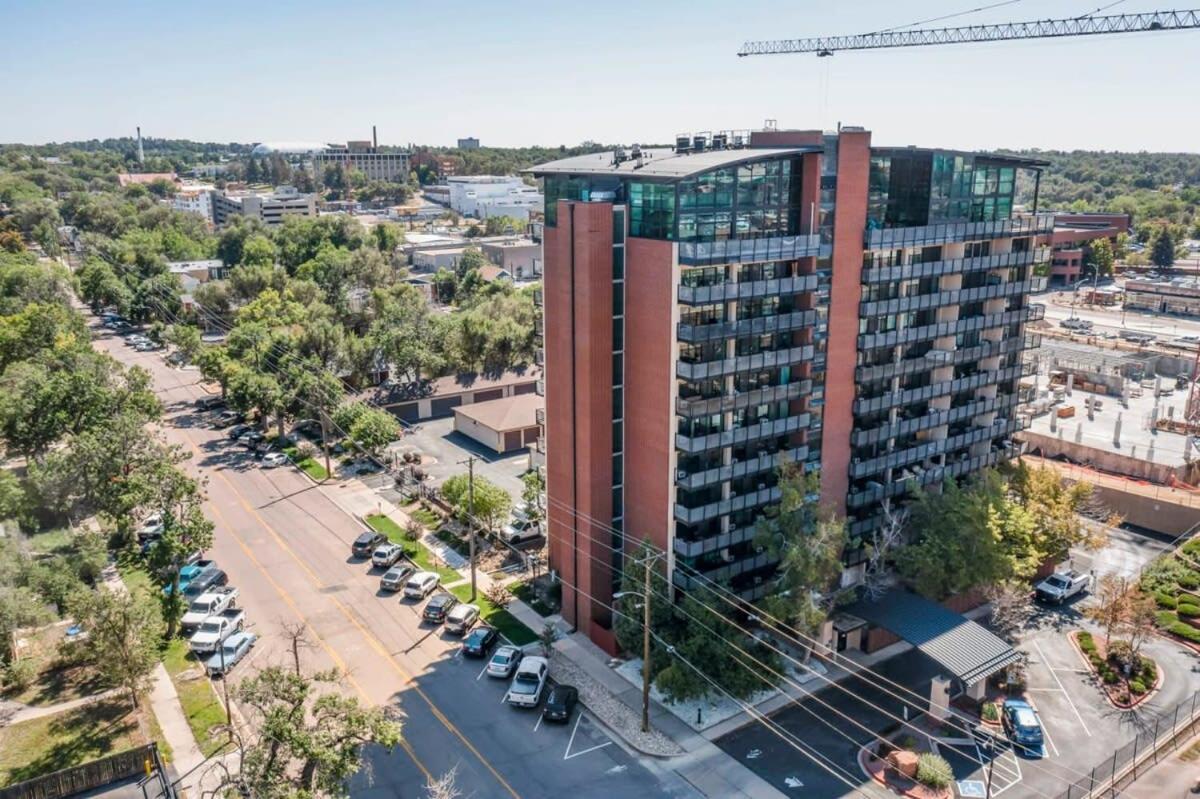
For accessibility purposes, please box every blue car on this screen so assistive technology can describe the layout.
[1001,699,1045,757]
[205,631,258,677]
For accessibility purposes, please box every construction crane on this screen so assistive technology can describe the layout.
[738,8,1200,56]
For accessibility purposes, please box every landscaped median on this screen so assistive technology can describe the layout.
[1070,630,1160,708]
[365,513,459,584]
[1141,540,1200,647]
[281,444,329,481]
[448,583,538,647]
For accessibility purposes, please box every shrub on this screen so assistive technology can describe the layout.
[1183,539,1200,558]
[2,659,35,693]
[1140,659,1157,685]
[1130,679,1148,695]
[1171,621,1200,643]
[404,519,422,542]
[981,702,1000,723]
[1156,591,1179,609]
[485,582,512,609]
[1102,668,1120,685]
[1089,653,1104,671]
[916,752,954,790]
[1108,640,1135,671]
[1158,610,1181,628]
[1077,631,1096,652]
[1178,603,1200,619]
[1179,571,1200,591]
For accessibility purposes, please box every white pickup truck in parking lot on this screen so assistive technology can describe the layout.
[505,655,549,707]
[180,587,239,634]
[1035,570,1092,604]
[189,607,246,653]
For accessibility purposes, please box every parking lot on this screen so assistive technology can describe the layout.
[391,415,531,497]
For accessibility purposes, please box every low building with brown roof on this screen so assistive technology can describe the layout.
[365,366,541,422]
[453,393,543,453]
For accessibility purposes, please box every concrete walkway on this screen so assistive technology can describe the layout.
[148,662,205,781]
[1125,730,1200,798]
[2,687,125,726]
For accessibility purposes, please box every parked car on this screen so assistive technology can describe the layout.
[444,603,480,635]
[542,684,579,724]
[163,558,216,596]
[352,530,387,559]
[423,593,459,624]
[505,656,549,707]
[1035,570,1091,604]
[138,513,165,539]
[380,564,415,592]
[181,587,239,634]
[372,543,404,569]
[134,340,162,352]
[403,571,439,599]
[228,424,253,440]
[237,431,265,448]
[182,568,228,600]
[205,631,258,677]
[195,395,225,411]
[500,517,541,545]
[461,625,499,657]
[487,645,524,678]
[261,452,288,469]
[1001,699,1045,757]
[188,607,246,654]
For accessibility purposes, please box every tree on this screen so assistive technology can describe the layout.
[1151,225,1177,268]
[426,768,462,799]
[1113,232,1130,261]
[68,587,162,709]
[455,247,488,278]
[521,470,545,523]
[241,234,277,269]
[753,463,847,657]
[1087,237,1114,277]
[163,324,202,363]
[348,407,401,458]
[332,401,370,438]
[372,222,403,254]
[985,580,1033,643]
[207,665,402,798]
[1087,574,1134,646]
[1125,590,1159,659]
[862,499,905,601]
[441,472,511,532]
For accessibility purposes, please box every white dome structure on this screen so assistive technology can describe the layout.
[251,141,326,156]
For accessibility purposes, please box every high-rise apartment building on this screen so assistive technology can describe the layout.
[530,127,1051,651]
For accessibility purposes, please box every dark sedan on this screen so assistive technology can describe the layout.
[542,685,578,723]
[1002,699,1045,758]
[182,568,228,599]
[351,530,386,558]
[461,625,499,657]
[422,593,458,624]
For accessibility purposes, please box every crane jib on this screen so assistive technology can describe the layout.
[737,9,1200,56]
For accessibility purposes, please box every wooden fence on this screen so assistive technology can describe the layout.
[0,744,168,799]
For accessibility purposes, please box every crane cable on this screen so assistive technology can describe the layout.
[870,0,1025,34]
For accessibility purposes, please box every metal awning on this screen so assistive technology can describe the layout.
[846,590,1019,686]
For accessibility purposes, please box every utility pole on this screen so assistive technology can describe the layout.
[459,456,478,600]
[641,554,652,734]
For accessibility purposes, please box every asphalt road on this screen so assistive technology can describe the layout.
[92,321,687,799]
[1039,289,1200,345]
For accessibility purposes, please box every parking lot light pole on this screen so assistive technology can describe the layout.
[459,456,478,600]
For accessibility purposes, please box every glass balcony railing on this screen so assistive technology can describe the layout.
[676,414,810,455]
[678,310,819,343]
[677,234,825,266]
[857,305,1043,350]
[859,279,1035,318]
[860,248,1045,284]
[675,380,812,418]
[533,288,543,307]
[853,361,1035,415]
[673,525,758,558]
[849,417,1025,479]
[535,379,545,397]
[676,345,815,381]
[854,333,1040,383]
[535,407,545,427]
[847,441,1026,508]
[674,487,783,525]
[864,214,1054,250]
[678,274,819,305]
[675,446,808,491]
[850,392,1019,447]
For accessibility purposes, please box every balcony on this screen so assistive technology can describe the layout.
[533,288,543,307]
[854,333,1041,383]
[849,417,1025,480]
[533,316,544,343]
[676,380,811,418]
[534,348,545,366]
[676,345,815,381]
[678,309,819,343]
[864,214,1055,250]
[676,414,810,455]
[674,525,758,558]
[846,441,1026,509]
[859,279,1035,318]
[677,234,825,266]
[857,305,1044,351]
[675,446,808,491]
[860,249,1044,284]
[853,361,1035,415]
[535,407,545,426]
[850,392,1019,447]
[535,436,546,454]
[678,274,819,305]
[674,486,783,525]
[535,379,545,397]
[675,552,776,587]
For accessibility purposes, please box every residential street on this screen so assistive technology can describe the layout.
[91,320,690,799]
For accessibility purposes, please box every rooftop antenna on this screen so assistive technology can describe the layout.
[373,125,378,149]
[136,126,145,166]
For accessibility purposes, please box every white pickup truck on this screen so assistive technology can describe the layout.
[1035,570,1092,604]
[180,587,239,635]
[188,607,246,653]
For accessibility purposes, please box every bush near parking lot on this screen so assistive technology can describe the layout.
[1071,630,1159,707]
[1138,549,1200,644]
[916,752,953,790]
[365,514,459,584]
[447,583,536,646]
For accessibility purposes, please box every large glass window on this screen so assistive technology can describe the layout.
[629,181,676,239]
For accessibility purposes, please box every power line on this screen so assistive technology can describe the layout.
[872,0,1025,34]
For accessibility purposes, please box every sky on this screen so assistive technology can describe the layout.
[3,0,1199,152]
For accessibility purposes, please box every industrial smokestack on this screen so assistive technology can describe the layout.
[136,126,144,165]
[373,125,377,149]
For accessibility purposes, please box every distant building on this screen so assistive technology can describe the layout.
[210,186,316,227]
[443,176,543,221]
[1045,212,1131,285]
[422,185,451,206]
[313,140,411,183]
[251,142,325,156]
[171,183,215,223]
[117,172,177,187]
[1125,278,1200,316]
[480,237,540,279]
[363,366,541,423]
[411,152,458,178]
[457,137,480,150]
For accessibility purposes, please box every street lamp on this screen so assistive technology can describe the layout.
[613,588,652,733]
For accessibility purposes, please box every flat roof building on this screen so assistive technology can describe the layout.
[314,137,411,184]
[210,186,317,227]
[1045,212,1131,285]
[531,127,1050,651]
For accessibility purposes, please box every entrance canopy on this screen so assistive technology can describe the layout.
[846,590,1019,686]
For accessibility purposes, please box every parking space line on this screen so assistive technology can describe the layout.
[1032,640,1091,737]
[534,713,543,733]
[563,713,582,760]
[477,662,490,681]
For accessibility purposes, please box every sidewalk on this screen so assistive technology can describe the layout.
[148,662,206,780]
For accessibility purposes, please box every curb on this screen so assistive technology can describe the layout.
[1067,629,1162,709]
